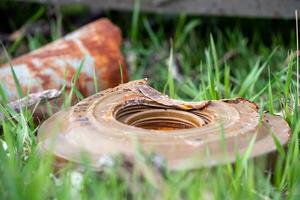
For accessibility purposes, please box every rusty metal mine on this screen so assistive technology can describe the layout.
[38,80,290,170]
[0,18,128,101]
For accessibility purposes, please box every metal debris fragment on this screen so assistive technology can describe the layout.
[0,18,128,101]
[0,89,61,121]
[8,89,61,112]
[38,80,290,170]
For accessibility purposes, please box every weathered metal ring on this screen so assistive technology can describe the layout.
[38,80,290,170]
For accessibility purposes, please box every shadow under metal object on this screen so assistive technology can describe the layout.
[38,79,290,170]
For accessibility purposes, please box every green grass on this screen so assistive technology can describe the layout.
[0,3,300,199]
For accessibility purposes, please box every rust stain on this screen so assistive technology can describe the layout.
[0,18,128,101]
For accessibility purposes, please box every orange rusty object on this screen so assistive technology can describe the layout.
[38,80,290,170]
[0,18,128,101]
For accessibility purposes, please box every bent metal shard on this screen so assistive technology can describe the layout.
[38,79,290,170]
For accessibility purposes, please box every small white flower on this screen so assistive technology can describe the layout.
[97,155,114,168]
[1,139,8,151]
[69,171,83,200]
[152,154,165,169]
[70,171,83,188]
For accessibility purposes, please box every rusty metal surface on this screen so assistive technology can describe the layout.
[18,0,300,19]
[0,18,128,101]
[38,80,290,170]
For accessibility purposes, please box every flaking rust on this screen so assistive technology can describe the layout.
[38,80,290,170]
[0,19,128,101]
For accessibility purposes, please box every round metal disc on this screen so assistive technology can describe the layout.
[38,80,290,170]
